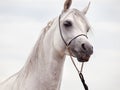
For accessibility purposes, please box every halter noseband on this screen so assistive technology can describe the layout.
[58,14,88,46]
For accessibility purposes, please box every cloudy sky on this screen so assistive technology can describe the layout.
[0,0,120,90]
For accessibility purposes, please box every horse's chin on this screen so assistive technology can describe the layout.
[76,54,90,62]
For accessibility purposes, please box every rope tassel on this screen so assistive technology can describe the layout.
[79,73,88,90]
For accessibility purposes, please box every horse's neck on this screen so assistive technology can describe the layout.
[18,22,66,90]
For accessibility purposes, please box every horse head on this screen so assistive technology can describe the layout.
[57,0,93,62]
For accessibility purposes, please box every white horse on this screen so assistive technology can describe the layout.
[0,0,93,90]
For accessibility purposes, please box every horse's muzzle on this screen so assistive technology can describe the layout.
[70,48,93,62]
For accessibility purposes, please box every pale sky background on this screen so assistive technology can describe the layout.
[0,0,120,90]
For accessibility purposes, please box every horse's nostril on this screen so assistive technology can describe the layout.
[81,43,86,51]
[81,43,93,55]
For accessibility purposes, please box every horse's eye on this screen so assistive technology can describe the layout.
[63,20,72,27]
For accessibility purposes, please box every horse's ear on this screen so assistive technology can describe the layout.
[63,0,72,12]
[82,2,91,14]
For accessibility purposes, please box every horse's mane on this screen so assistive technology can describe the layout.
[16,19,56,79]
[42,19,55,38]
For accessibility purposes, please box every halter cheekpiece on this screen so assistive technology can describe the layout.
[58,14,88,46]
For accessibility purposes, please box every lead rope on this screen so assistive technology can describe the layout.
[67,46,89,90]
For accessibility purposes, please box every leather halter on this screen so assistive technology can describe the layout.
[58,14,89,90]
[58,14,88,46]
